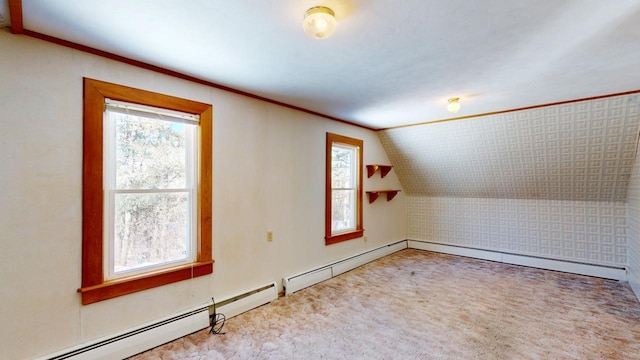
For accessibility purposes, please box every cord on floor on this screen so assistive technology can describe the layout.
[210,297,226,335]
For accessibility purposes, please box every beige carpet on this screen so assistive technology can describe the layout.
[129,249,640,359]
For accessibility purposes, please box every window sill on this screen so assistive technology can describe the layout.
[325,230,364,245]
[77,260,213,305]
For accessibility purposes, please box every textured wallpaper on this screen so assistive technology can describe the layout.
[408,196,627,267]
[628,147,640,277]
[379,94,640,201]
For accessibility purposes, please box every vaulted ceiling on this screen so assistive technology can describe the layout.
[2,0,640,129]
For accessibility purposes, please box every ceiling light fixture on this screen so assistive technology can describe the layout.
[447,97,461,113]
[303,6,337,39]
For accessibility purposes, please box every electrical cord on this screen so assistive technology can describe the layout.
[209,297,226,335]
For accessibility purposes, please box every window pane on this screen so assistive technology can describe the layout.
[332,189,356,232]
[332,145,356,188]
[114,112,188,189]
[113,192,189,274]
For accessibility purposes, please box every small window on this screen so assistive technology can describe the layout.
[80,78,213,304]
[325,133,363,245]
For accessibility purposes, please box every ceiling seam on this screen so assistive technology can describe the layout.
[379,90,640,132]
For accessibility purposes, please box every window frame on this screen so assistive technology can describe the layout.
[80,78,213,305]
[325,132,364,245]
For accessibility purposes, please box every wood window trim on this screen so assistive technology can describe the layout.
[79,78,213,305]
[325,133,364,245]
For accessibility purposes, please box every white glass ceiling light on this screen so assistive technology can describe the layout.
[447,97,461,113]
[303,6,337,39]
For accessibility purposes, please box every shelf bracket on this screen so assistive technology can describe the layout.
[366,164,393,178]
[366,190,401,203]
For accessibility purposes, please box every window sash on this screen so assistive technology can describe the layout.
[331,142,359,234]
[331,188,357,233]
[103,106,199,280]
[105,98,200,124]
[331,143,357,189]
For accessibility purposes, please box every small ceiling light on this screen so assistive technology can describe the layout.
[447,97,461,114]
[303,6,337,39]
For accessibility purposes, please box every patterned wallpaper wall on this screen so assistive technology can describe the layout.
[379,94,640,201]
[628,148,640,277]
[408,196,627,267]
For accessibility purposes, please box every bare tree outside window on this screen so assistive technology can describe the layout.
[331,144,357,232]
[107,111,196,277]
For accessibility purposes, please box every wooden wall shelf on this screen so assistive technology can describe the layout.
[366,164,393,178]
[366,190,401,203]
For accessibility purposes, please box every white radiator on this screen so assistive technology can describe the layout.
[283,267,333,294]
[629,269,640,302]
[39,282,278,360]
[283,241,407,295]
[215,281,279,319]
[408,240,627,280]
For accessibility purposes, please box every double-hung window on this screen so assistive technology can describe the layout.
[80,78,212,304]
[104,99,198,280]
[325,133,363,245]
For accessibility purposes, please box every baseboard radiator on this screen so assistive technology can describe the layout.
[40,282,278,360]
[408,240,627,281]
[216,281,279,319]
[283,240,408,295]
[627,268,640,302]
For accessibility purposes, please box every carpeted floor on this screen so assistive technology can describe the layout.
[129,249,640,359]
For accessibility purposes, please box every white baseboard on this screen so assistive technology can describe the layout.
[39,282,278,360]
[283,240,408,295]
[408,240,626,281]
[283,268,333,295]
[629,269,640,302]
[37,304,210,360]
[332,241,407,276]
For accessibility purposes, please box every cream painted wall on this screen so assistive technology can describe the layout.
[0,30,406,359]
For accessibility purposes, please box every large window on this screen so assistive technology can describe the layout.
[325,133,363,245]
[104,99,198,280]
[80,78,212,305]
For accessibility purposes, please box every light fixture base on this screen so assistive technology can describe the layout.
[447,97,461,114]
[303,6,337,39]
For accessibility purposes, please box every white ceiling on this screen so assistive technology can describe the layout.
[4,0,640,129]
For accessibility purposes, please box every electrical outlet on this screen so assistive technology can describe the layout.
[267,231,273,242]
[363,236,368,242]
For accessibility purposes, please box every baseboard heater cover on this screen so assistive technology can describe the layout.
[408,240,627,281]
[629,268,640,302]
[283,240,407,295]
[39,282,278,360]
[215,281,279,319]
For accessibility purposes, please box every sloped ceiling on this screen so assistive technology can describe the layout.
[380,94,640,201]
[2,0,640,129]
